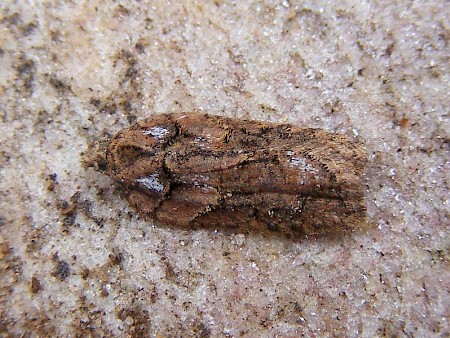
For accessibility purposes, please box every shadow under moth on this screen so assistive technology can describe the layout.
[84,113,367,238]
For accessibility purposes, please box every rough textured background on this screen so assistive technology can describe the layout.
[0,0,448,337]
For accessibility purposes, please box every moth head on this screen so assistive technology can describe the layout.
[81,140,110,173]
[103,115,177,195]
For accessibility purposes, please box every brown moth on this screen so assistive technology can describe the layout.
[85,113,367,237]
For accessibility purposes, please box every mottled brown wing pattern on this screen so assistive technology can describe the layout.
[97,113,367,237]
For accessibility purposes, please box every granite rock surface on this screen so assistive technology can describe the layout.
[0,1,448,337]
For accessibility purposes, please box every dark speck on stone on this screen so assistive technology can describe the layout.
[54,260,70,281]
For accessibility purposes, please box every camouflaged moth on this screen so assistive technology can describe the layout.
[84,113,367,237]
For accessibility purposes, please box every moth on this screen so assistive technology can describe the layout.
[85,113,367,237]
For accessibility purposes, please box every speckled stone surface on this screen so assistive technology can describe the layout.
[0,1,448,337]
